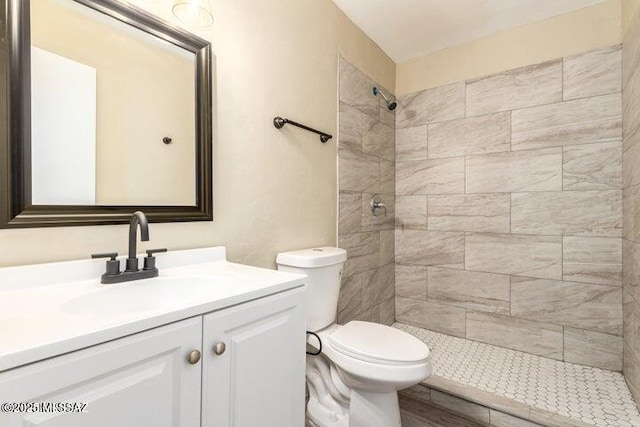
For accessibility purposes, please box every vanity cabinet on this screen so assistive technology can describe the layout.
[202,289,306,427]
[0,317,203,427]
[0,287,306,427]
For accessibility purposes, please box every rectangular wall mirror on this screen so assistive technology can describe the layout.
[0,0,213,228]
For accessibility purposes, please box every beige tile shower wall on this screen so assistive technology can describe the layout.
[395,46,624,371]
[337,59,395,326]
[623,3,640,405]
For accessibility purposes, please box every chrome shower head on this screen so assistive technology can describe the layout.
[373,87,397,111]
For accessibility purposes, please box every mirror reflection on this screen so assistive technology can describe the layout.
[30,0,197,206]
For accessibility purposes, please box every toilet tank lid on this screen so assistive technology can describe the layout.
[276,247,347,268]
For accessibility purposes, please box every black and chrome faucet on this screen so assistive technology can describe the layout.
[92,211,167,284]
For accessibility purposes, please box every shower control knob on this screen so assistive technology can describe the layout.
[214,342,226,356]
[188,350,201,365]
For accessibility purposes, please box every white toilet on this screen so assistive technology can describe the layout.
[277,247,431,427]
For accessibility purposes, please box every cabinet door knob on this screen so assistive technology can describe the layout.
[214,342,226,355]
[188,350,201,365]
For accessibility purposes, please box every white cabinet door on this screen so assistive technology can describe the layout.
[202,288,306,427]
[0,317,202,427]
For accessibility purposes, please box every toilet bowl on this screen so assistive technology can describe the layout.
[276,247,431,427]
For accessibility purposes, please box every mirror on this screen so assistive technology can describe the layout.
[0,0,213,228]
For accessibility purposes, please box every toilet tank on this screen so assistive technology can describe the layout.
[276,247,347,332]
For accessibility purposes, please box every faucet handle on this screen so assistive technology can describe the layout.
[144,248,167,271]
[91,252,121,276]
[91,252,118,261]
[146,248,168,257]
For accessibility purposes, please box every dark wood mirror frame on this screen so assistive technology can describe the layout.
[0,0,213,228]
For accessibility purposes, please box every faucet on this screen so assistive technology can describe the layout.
[91,211,167,284]
[126,211,150,272]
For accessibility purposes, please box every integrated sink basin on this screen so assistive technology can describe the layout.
[61,275,234,317]
[0,247,306,372]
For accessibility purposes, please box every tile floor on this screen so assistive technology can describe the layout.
[394,323,640,427]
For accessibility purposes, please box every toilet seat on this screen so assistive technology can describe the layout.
[329,321,430,366]
[315,322,432,392]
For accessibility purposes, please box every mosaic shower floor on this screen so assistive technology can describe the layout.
[393,323,640,427]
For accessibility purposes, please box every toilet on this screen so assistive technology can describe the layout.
[277,247,431,427]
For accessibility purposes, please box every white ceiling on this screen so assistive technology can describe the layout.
[332,0,608,63]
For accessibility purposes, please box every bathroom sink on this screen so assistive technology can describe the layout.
[0,247,307,372]
[61,275,233,317]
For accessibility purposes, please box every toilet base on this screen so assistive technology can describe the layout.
[306,355,401,427]
[349,390,401,427]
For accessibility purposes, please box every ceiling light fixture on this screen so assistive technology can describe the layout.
[172,0,214,28]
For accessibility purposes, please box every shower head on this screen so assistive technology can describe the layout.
[373,87,397,111]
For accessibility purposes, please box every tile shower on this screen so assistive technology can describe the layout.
[337,58,396,326]
[394,46,624,371]
[338,37,640,425]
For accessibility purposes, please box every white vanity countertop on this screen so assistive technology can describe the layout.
[0,247,306,372]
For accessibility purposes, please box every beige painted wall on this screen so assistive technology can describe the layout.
[396,0,622,95]
[0,0,394,268]
[32,0,196,206]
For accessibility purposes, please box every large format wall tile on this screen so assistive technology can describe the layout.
[396,157,465,195]
[379,98,396,129]
[362,264,395,311]
[563,141,622,190]
[563,327,623,371]
[563,236,622,286]
[338,191,362,235]
[337,274,362,324]
[624,61,640,139]
[466,312,564,360]
[427,267,510,314]
[623,239,640,303]
[338,232,380,277]
[465,233,562,279]
[466,60,562,116]
[624,8,640,88]
[338,145,380,193]
[623,136,640,187]
[624,184,640,242]
[511,93,622,151]
[396,196,427,229]
[428,112,510,158]
[511,277,623,335]
[363,118,395,161]
[396,125,428,162]
[396,264,428,300]
[465,148,562,193]
[511,190,622,237]
[427,193,510,233]
[379,297,395,325]
[563,46,621,101]
[380,229,395,266]
[396,297,466,337]
[396,82,465,129]
[339,58,378,118]
[339,102,363,151]
[396,230,464,267]
[380,160,395,194]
